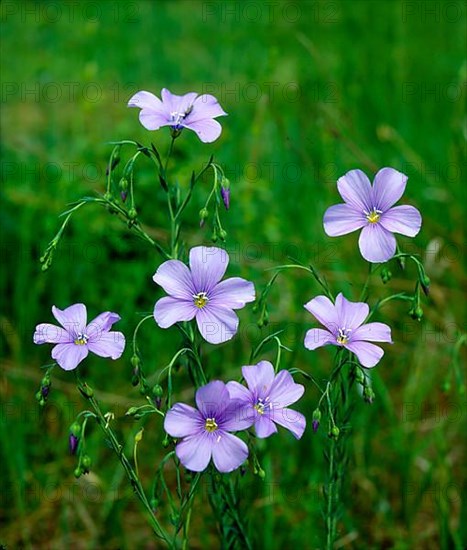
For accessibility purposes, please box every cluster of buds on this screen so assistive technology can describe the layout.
[35,371,52,406]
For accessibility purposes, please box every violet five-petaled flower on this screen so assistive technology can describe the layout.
[164,381,251,473]
[304,293,392,368]
[227,361,306,439]
[153,246,255,344]
[128,88,227,143]
[323,167,422,263]
[33,303,125,371]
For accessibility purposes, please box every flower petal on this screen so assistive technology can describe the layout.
[226,381,253,404]
[211,432,248,473]
[183,118,223,143]
[209,277,255,309]
[175,432,212,472]
[164,403,204,438]
[254,414,278,438]
[221,399,256,431]
[188,94,227,121]
[87,331,125,359]
[323,204,367,237]
[138,111,169,131]
[358,224,396,263]
[304,295,338,333]
[153,259,195,299]
[128,90,164,111]
[86,312,121,339]
[33,323,71,344]
[372,167,408,211]
[335,293,369,330]
[242,361,275,396]
[52,343,88,371]
[270,408,306,439]
[52,304,87,335]
[196,305,238,344]
[268,370,305,407]
[337,169,373,212]
[351,322,393,343]
[195,381,230,418]
[304,328,336,350]
[345,341,384,368]
[189,247,229,293]
[380,205,422,237]
[165,89,198,114]
[154,296,197,328]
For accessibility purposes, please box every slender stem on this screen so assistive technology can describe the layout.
[77,382,172,546]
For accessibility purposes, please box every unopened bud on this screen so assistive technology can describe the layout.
[355,367,365,385]
[409,305,423,321]
[380,267,392,284]
[363,386,375,404]
[330,426,340,440]
[219,229,227,241]
[119,177,128,202]
[420,274,430,296]
[312,409,321,433]
[81,454,92,473]
[220,178,230,210]
[128,207,137,221]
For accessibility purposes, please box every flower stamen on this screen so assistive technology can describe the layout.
[74,333,88,346]
[336,328,351,345]
[205,417,218,432]
[365,208,383,224]
[193,292,209,309]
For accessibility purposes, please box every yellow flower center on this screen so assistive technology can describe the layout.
[366,209,382,224]
[336,328,351,345]
[205,417,218,432]
[254,402,265,415]
[74,333,88,346]
[193,292,209,309]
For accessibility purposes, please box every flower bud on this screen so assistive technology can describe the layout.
[162,435,170,448]
[219,229,227,241]
[312,409,321,433]
[420,274,430,296]
[363,386,375,404]
[355,367,365,385]
[220,178,230,210]
[119,177,128,202]
[74,467,82,479]
[78,383,94,399]
[329,426,340,440]
[380,267,392,284]
[69,434,79,455]
[128,207,137,221]
[409,305,423,321]
[125,406,139,416]
[81,454,92,473]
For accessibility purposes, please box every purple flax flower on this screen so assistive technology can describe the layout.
[33,304,125,371]
[323,168,422,263]
[128,88,227,143]
[304,293,392,368]
[164,381,251,473]
[153,246,255,344]
[226,361,306,439]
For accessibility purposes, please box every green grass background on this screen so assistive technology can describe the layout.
[1,0,466,548]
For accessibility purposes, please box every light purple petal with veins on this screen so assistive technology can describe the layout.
[358,224,396,263]
[255,415,278,438]
[52,304,87,335]
[34,323,71,344]
[86,312,121,340]
[242,361,275,396]
[154,296,197,328]
[195,381,230,419]
[164,403,204,438]
[188,94,227,121]
[335,293,369,330]
[372,167,408,211]
[153,260,195,299]
[87,331,125,359]
[323,204,367,237]
[196,305,238,344]
[209,277,255,309]
[182,118,223,143]
[351,322,392,343]
[190,246,229,293]
[52,343,88,371]
[337,169,373,212]
[271,408,306,439]
[304,295,338,333]
[175,432,213,472]
[345,341,384,368]
[304,328,335,350]
[211,432,248,473]
[268,370,304,407]
[128,90,164,111]
[380,205,422,237]
[226,381,253,404]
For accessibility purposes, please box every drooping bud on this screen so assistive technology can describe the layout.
[220,177,230,210]
[69,422,81,455]
[329,426,340,440]
[151,384,164,409]
[119,177,128,202]
[363,385,375,404]
[199,208,209,228]
[128,207,138,221]
[355,367,365,385]
[78,382,94,399]
[312,409,321,433]
[380,267,392,284]
[420,274,431,296]
[409,305,423,321]
[218,229,227,241]
[81,454,92,474]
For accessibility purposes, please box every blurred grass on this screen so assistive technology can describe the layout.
[1,0,466,548]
